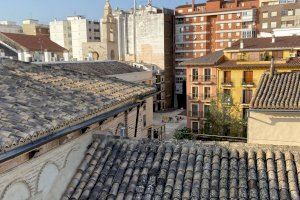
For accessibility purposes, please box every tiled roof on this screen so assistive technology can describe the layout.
[251,72,300,110]
[218,57,300,68]
[44,61,144,76]
[0,32,66,52]
[0,59,154,152]
[63,134,300,200]
[226,36,300,51]
[180,51,224,66]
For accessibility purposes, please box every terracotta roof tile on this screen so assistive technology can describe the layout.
[44,61,144,76]
[226,36,300,51]
[251,72,300,110]
[63,135,300,199]
[0,59,155,152]
[180,50,224,66]
[0,32,66,52]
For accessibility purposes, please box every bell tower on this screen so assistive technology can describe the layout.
[101,0,116,43]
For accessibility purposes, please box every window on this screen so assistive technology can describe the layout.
[191,104,199,117]
[192,86,198,99]
[223,89,232,104]
[271,22,277,28]
[243,71,253,84]
[204,87,211,99]
[271,11,277,17]
[228,32,232,38]
[200,17,204,21]
[204,105,210,118]
[236,22,240,27]
[220,15,224,20]
[204,68,211,81]
[262,22,268,29]
[220,42,224,47]
[223,71,231,83]
[192,68,198,81]
[236,32,240,36]
[242,89,253,104]
[228,23,232,29]
[220,33,224,38]
[262,12,268,18]
[220,24,224,29]
[282,9,294,16]
[228,14,232,19]
[191,121,199,133]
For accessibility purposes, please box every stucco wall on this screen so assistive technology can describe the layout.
[248,111,300,146]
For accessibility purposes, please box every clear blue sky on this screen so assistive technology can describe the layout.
[0,0,195,24]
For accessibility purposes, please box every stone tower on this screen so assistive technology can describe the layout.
[101,0,118,60]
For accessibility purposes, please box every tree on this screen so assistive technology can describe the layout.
[204,92,247,137]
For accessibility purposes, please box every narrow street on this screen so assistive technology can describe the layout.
[153,109,187,139]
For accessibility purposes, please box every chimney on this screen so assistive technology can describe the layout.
[228,39,232,48]
[270,57,276,76]
[192,0,195,12]
[240,39,244,49]
[271,34,276,43]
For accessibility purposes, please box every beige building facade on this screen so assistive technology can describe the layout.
[248,71,300,146]
[22,19,50,37]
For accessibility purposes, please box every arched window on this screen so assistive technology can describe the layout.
[2,181,31,200]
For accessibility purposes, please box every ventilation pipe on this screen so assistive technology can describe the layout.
[240,39,244,49]
[271,34,276,43]
[270,57,276,77]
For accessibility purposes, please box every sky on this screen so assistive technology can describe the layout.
[0,0,194,24]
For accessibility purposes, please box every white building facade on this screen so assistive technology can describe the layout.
[0,21,22,33]
[50,16,101,61]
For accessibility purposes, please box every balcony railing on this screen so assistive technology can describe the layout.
[190,75,217,84]
[188,111,204,119]
[222,81,233,87]
[242,80,255,87]
[189,93,216,101]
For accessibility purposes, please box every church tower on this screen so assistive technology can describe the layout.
[101,0,118,60]
[101,0,116,43]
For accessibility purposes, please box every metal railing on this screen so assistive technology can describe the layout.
[188,111,204,118]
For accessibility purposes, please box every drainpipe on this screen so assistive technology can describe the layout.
[134,104,140,137]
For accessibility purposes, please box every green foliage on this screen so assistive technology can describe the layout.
[204,92,247,137]
[173,127,193,140]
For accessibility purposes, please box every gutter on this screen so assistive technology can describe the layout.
[0,91,155,163]
[249,109,300,113]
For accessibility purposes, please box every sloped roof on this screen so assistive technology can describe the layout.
[0,32,66,52]
[251,72,300,110]
[44,61,144,76]
[226,36,300,51]
[180,51,224,66]
[218,57,300,68]
[63,134,300,200]
[0,59,154,152]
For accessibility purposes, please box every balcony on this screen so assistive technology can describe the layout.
[222,81,233,87]
[242,80,255,87]
[188,111,204,119]
[200,75,217,84]
[189,75,217,85]
[189,93,216,102]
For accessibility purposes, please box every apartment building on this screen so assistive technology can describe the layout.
[0,21,22,33]
[260,0,300,33]
[50,16,101,61]
[181,51,223,132]
[183,35,300,135]
[174,0,259,108]
[113,5,174,110]
[22,19,50,36]
[218,36,300,122]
